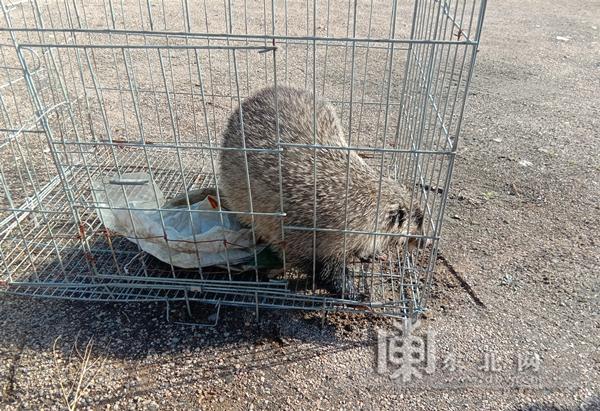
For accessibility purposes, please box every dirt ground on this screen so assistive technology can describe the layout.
[1,0,599,410]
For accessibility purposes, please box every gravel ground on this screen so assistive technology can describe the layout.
[1,0,599,410]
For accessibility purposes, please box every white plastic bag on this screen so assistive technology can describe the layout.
[91,173,261,268]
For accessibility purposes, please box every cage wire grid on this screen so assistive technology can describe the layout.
[0,0,486,319]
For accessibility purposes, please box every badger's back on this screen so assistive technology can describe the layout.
[219,87,403,267]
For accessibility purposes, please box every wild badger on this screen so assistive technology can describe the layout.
[218,86,424,297]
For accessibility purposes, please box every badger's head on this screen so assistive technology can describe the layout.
[386,202,426,252]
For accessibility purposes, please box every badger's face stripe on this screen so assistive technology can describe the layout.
[411,208,424,229]
[387,207,406,229]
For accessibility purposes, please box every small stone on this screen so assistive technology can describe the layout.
[492,138,502,143]
[519,159,533,167]
[556,36,570,42]
[482,191,497,200]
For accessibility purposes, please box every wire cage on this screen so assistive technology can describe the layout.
[0,0,486,320]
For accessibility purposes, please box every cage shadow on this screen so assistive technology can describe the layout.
[0,290,383,407]
[0,293,379,383]
[1,235,384,354]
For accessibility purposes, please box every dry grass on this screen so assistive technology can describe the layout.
[51,334,108,411]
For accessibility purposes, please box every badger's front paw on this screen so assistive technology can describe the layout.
[332,268,368,300]
[319,262,364,300]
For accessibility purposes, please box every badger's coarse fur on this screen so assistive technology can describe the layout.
[218,86,423,296]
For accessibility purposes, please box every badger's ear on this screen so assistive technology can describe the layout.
[386,204,406,229]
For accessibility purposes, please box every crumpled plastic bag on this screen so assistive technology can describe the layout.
[91,172,262,268]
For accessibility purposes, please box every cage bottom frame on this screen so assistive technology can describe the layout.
[0,143,432,319]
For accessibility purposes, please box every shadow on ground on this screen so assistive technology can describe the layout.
[0,295,380,405]
[517,396,600,411]
[0,294,378,353]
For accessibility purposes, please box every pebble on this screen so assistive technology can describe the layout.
[556,36,570,42]
[146,401,159,411]
[518,160,533,167]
